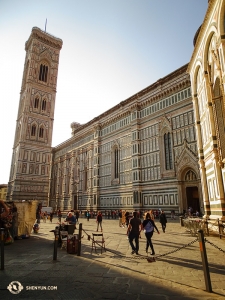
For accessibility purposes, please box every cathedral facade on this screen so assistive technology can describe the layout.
[49,64,201,215]
[188,0,225,220]
[7,0,225,219]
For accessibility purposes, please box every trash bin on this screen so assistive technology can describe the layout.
[67,234,78,254]
[64,224,75,234]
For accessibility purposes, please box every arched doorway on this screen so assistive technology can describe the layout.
[183,169,201,215]
[186,186,200,213]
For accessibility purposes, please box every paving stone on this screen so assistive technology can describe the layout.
[0,218,224,299]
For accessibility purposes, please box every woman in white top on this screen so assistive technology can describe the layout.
[142,212,160,255]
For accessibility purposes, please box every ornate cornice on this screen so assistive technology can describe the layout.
[25,27,63,50]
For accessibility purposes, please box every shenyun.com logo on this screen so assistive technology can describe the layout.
[7,281,24,294]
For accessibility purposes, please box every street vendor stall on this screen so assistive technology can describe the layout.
[0,200,39,243]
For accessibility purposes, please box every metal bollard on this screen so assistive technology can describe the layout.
[77,223,82,256]
[198,230,212,293]
[179,216,184,226]
[53,226,59,261]
[0,228,5,270]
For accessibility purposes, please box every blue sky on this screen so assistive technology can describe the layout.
[0,0,208,183]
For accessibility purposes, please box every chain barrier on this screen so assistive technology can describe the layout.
[153,238,198,260]
[205,238,225,254]
[82,227,199,262]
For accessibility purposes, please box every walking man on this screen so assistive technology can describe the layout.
[127,211,142,255]
[159,211,167,232]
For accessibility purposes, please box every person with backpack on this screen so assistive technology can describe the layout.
[142,212,160,255]
[96,211,103,231]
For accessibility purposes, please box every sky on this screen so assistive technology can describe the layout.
[0,0,208,184]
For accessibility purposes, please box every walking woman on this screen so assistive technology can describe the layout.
[142,212,160,255]
[96,211,103,231]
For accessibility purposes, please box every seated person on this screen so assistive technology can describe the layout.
[65,212,76,225]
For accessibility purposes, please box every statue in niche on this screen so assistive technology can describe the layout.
[35,165,39,174]
[29,164,34,174]
[22,163,27,173]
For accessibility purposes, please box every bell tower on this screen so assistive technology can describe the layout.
[7,27,63,203]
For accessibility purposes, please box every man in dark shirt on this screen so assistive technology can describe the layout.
[127,211,142,255]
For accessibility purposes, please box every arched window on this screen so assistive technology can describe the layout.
[34,97,39,108]
[39,127,44,138]
[213,78,225,159]
[164,133,173,170]
[31,125,36,136]
[39,63,48,82]
[42,100,46,111]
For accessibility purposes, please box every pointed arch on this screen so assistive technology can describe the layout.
[41,99,47,111]
[31,124,36,136]
[39,126,44,138]
[39,60,49,83]
[213,77,225,160]
[111,142,120,184]
[159,117,174,173]
[34,97,39,109]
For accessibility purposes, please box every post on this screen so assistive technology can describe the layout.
[198,230,212,292]
[77,223,82,256]
[179,216,184,226]
[53,226,59,261]
[0,228,5,270]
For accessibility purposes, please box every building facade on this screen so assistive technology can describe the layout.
[49,64,202,215]
[7,27,63,204]
[188,0,225,220]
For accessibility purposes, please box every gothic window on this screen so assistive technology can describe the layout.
[114,148,119,178]
[39,127,44,138]
[39,63,48,82]
[42,100,46,111]
[31,125,36,136]
[164,133,173,170]
[34,97,39,108]
[84,167,87,191]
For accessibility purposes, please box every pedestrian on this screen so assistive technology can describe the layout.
[125,211,130,227]
[149,209,154,220]
[49,212,53,223]
[57,209,62,223]
[96,211,103,231]
[75,210,79,224]
[127,211,142,255]
[118,210,122,227]
[171,210,175,219]
[159,211,167,232]
[142,212,160,255]
[43,212,47,223]
[87,210,90,221]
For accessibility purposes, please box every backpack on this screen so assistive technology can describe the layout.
[144,220,154,233]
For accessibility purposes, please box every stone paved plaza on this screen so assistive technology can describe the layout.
[0,215,225,299]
